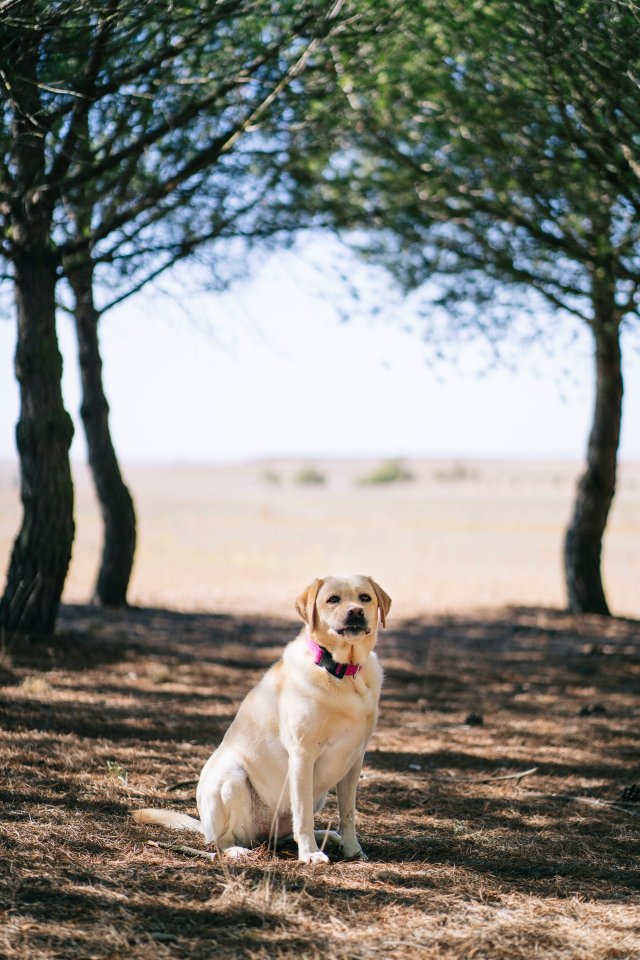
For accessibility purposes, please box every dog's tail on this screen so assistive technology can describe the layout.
[132,808,203,833]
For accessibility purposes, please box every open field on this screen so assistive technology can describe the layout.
[1,458,639,618]
[1,604,639,959]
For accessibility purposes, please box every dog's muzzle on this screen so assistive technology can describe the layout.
[337,610,369,636]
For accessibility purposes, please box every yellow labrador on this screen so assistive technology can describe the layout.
[133,574,391,863]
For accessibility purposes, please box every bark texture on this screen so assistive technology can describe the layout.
[0,247,75,634]
[68,262,137,606]
[564,277,623,615]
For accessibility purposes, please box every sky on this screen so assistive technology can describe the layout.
[1,240,639,464]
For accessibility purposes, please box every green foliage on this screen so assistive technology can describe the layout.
[358,460,414,485]
[285,0,640,340]
[294,466,327,485]
[0,0,347,310]
[105,760,128,785]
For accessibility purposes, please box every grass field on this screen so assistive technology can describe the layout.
[0,460,639,959]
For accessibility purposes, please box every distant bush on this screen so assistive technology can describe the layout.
[433,463,479,484]
[359,460,414,485]
[294,466,327,486]
[262,470,282,485]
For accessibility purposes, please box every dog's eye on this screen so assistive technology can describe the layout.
[359,593,372,603]
[326,595,340,604]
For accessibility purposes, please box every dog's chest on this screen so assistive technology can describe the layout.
[308,698,375,784]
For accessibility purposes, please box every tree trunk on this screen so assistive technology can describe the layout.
[68,261,137,606]
[564,290,623,615]
[0,244,75,635]
[0,37,75,636]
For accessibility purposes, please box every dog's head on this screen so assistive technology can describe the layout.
[295,575,391,664]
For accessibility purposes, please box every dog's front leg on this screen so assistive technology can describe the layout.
[288,752,329,864]
[337,756,367,860]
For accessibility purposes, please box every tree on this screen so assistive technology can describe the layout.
[284,0,640,614]
[0,0,345,632]
[0,8,75,634]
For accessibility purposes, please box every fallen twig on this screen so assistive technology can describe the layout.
[147,839,217,860]
[430,766,539,785]
[523,792,640,817]
[165,778,199,792]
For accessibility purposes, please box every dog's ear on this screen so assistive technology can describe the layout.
[367,577,392,628]
[295,578,324,630]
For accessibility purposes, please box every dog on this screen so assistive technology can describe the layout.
[133,574,391,864]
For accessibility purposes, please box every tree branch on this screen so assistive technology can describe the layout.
[60,0,345,258]
[48,6,330,202]
[46,0,121,189]
[94,178,283,313]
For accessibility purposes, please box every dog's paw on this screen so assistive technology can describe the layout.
[223,845,251,860]
[340,846,368,861]
[299,850,330,865]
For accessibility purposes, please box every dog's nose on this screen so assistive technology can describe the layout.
[347,605,364,619]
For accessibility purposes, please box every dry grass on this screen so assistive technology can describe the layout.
[1,604,639,959]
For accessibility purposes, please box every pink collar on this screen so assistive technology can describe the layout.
[306,633,363,679]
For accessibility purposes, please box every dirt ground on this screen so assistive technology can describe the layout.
[1,603,638,960]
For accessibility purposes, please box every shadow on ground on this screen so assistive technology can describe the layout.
[1,604,639,960]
